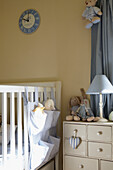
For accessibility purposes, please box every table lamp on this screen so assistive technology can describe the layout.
[86,75,113,122]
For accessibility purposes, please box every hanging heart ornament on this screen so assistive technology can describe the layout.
[69,129,81,149]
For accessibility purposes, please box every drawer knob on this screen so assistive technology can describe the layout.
[79,164,84,169]
[97,148,103,152]
[97,131,103,135]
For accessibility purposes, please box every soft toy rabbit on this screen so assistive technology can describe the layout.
[66,96,81,121]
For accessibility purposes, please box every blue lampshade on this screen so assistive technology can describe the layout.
[86,75,113,94]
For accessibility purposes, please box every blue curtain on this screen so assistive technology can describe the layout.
[90,0,113,118]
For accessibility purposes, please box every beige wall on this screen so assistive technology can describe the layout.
[0,0,91,120]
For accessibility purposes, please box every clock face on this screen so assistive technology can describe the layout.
[19,9,40,34]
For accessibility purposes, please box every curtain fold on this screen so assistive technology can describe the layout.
[90,0,113,119]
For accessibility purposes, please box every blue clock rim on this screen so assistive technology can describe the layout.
[19,9,40,34]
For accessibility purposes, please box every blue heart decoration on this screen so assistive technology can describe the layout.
[69,136,81,149]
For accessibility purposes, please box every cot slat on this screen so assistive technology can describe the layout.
[10,92,15,156]
[30,92,34,102]
[17,92,22,157]
[0,81,61,170]
[2,92,7,164]
[24,104,28,170]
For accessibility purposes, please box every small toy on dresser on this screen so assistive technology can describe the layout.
[80,88,94,121]
[80,88,100,121]
[66,88,100,122]
[82,0,102,29]
[66,96,81,121]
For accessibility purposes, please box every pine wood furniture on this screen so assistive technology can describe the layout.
[63,121,113,170]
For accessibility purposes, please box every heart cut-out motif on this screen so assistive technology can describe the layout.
[69,136,81,149]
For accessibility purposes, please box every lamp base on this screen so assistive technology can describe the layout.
[98,117,108,122]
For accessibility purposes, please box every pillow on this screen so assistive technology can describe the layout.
[0,124,17,144]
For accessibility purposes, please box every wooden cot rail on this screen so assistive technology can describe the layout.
[0,81,61,170]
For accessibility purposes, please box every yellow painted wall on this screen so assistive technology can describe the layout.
[0,0,91,168]
[0,0,91,120]
[0,0,58,81]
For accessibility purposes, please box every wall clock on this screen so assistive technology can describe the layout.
[19,9,40,34]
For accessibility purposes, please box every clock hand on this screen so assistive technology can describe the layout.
[27,11,29,21]
[22,18,29,22]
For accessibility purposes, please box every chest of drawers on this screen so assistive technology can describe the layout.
[63,121,113,170]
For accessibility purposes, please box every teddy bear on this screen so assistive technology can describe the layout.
[66,96,81,121]
[82,0,102,29]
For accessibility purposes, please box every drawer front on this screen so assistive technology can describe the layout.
[88,125,111,142]
[64,155,98,170]
[101,160,113,170]
[64,124,86,140]
[64,139,86,156]
[88,142,111,160]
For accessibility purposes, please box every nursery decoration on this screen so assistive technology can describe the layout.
[19,9,40,34]
[69,129,81,149]
[66,96,81,121]
[86,75,113,122]
[66,88,100,122]
[82,0,102,29]
[80,88,95,121]
[44,99,55,111]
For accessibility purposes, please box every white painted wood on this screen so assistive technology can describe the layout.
[99,93,103,118]
[88,125,111,142]
[64,156,98,170]
[10,92,15,157]
[55,81,61,110]
[63,121,113,125]
[2,93,7,165]
[17,92,22,157]
[24,105,29,170]
[101,160,113,170]
[63,121,113,170]
[0,85,35,93]
[88,142,111,160]
[64,124,86,140]
[55,82,61,170]
[30,92,34,102]
[65,139,86,156]
[88,125,112,142]
[0,81,61,170]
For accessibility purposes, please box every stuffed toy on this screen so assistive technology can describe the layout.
[82,0,102,29]
[66,96,81,121]
[33,102,45,113]
[66,92,95,122]
[80,88,94,121]
[80,88,100,122]
[44,99,55,111]
[66,89,100,122]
